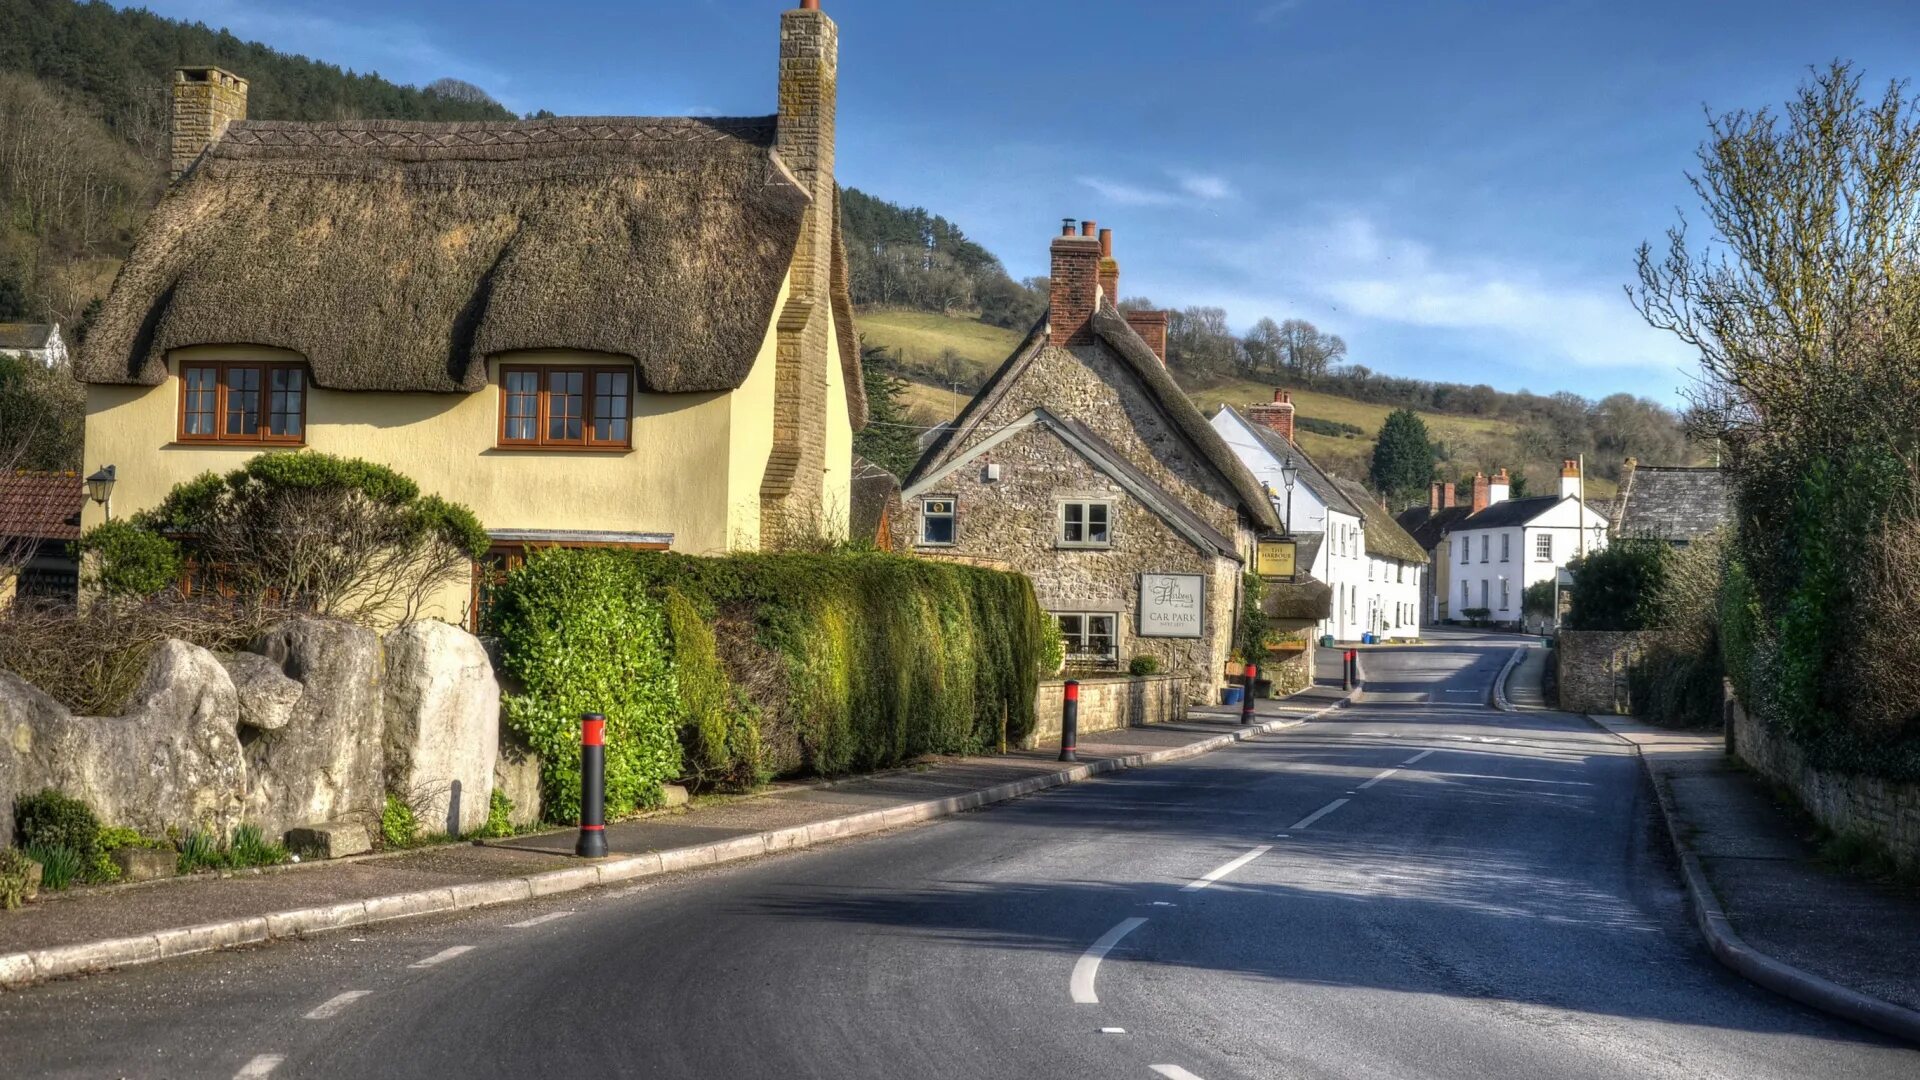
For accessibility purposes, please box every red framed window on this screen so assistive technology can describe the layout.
[179,361,306,444]
[498,365,633,450]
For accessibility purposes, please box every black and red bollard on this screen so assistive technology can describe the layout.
[575,713,609,859]
[1060,680,1079,762]
[1343,650,1357,692]
[1240,663,1259,725]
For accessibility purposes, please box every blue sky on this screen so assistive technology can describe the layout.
[123,1,1920,403]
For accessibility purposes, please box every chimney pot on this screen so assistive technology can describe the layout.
[1062,218,1078,237]
[800,0,820,8]
[1081,219,1097,237]
[1098,228,1113,257]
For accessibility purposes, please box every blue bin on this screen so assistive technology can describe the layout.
[1362,632,1375,645]
[1221,686,1245,707]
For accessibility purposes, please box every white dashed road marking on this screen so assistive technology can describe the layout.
[1151,1066,1207,1080]
[1357,767,1400,790]
[234,1054,284,1078]
[304,991,371,1020]
[1403,749,1437,766]
[1180,846,1271,893]
[1071,917,1148,1004]
[1289,798,1350,831]
[508,911,574,929]
[409,946,476,969]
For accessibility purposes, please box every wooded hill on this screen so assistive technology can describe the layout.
[0,0,514,328]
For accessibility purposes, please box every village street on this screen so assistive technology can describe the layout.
[0,637,1911,1080]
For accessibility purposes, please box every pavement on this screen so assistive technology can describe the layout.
[1587,716,1920,1021]
[1,633,1915,1078]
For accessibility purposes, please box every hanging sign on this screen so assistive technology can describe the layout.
[1139,573,1205,639]
[1256,538,1298,579]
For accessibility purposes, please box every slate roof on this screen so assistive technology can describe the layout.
[850,456,900,546]
[1396,504,1473,553]
[1291,531,1325,572]
[1614,466,1730,544]
[1221,406,1362,518]
[0,324,58,351]
[1454,494,1566,530]
[1330,477,1429,564]
[0,472,83,541]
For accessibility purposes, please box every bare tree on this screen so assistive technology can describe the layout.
[424,78,500,107]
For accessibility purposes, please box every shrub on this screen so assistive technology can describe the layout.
[1039,617,1066,677]
[1522,579,1556,617]
[1565,540,1671,631]
[76,521,182,599]
[228,824,288,868]
[14,789,101,879]
[491,549,1042,816]
[0,847,37,909]
[24,843,79,890]
[1127,655,1161,677]
[1236,571,1271,659]
[175,829,225,874]
[380,794,418,849]
[482,789,515,839]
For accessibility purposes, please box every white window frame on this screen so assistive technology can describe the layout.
[1500,533,1511,562]
[1480,535,1489,563]
[1460,538,1469,565]
[1055,611,1119,667]
[1536,532,1553,562]
[1056,499,1114,549]
[1500,578,1510,610]
[919,496,957,547]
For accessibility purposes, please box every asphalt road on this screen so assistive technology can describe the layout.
[3,634,1915,1079]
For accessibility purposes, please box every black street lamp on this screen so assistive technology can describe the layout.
[1280,454,1299,535]
[85,465,116,521]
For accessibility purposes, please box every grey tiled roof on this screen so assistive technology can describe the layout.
[1615,466,1730,544]
[1224,406,1363,518]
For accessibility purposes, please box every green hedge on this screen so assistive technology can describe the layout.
[490,550,1044,821]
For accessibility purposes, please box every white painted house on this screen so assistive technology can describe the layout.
[1212,393,1426,642]
[1446,465,1609,627]
[0,323,67,368]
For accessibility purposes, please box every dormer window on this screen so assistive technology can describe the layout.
[178,360,306,445]
[499,365,633,450]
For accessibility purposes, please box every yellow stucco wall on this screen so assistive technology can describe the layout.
[821,305,854,539]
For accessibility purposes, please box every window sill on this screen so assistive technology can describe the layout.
[491,444,634,454]
[1055,543,1114,551]
[170,439,306,449]
[916,542,957,549]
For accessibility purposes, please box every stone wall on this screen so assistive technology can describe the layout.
[1026,674,1188,748]
[1556,630,1649,715]
[1726,684,1920,873]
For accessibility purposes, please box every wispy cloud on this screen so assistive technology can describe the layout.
[1199,213,1693,374]
[1079,170,1238,208]
[1254,1,1306,24]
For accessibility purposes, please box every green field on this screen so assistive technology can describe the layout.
[857,308,1617,503]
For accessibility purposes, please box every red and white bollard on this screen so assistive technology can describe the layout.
[575,713,608,859]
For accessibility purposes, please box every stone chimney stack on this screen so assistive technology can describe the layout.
[1443,482,1456,509]
[761,1,840,545]
[1471,472,1490,514]
[1560,459,1582,500]
[1489,468,1511,506]
[1049,219,1101,347]
[170,67,247,181]
[1098,228,1119,306]
[1249,389,1296,443]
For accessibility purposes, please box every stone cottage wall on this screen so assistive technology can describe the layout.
[1556,630,1649,715]
[1027,674,1188,748]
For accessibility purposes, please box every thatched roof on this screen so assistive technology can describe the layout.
[1262,575,1333,624]
[1330,477,1429,565]
[79,116,862,418]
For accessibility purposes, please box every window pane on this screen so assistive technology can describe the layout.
[1089,615,1115,653]
[547,370,584,442]
[1088,504,1109,543]
[505,371,539,441]
[1062,503,1083,542]
[225,367,260,437]
[1057,615,1083,646]
[269,368,304,437]
[184,367,217,435]
[593,371,631,444]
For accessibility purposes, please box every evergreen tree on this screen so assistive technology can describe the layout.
[852,348,921,480]
[1369,408,1436,506]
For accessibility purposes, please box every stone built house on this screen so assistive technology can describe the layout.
[1212,395,1426,642]
[1609,458,1730,546]
[0,323,68,368]
[74,3,864,625]
[897,224,1323,702]
[1426,463,1611,627]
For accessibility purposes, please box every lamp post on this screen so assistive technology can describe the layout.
[1280,453,1299,535]
[85,465,116,522]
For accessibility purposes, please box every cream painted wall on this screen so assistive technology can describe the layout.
[821,304,854,540]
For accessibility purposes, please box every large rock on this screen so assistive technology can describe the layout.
[222,652,304,732]
[241,618,385,839]
[493,727,544,830]
[0,641,247,839]
[382,621,499,837]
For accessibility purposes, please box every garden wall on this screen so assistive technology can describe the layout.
[1556,630,1650,716]
[1025,675,1188,749]
[1726,682,1920,873]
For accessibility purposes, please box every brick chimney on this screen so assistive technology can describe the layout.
[1049,219,1101,347]
[170,67,248,181]
[1443,482,1456,508]
[761,0,840,545]
[1124,309,1169,364]
[1560,458,1581,499]
[1489,468,1511,506]
[1098,228,1119,307]
[1471,471,1490,514]
[1429,482,1443,513]
[1248,389,1296,443]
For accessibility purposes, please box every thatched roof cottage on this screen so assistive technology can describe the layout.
[76,2,862,624]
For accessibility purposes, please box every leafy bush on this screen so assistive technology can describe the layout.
[76,521,182,598]
[1127,655,1161,677]
[1565,540,1671,631]
[1236,571,1271,660]
[491,550,1042,820]
[380,794,418,849]
[14,789,102,880]
[24,843,79,890]
[482,789,515,839]
[1522,579,1557,617]
[1039,617,1066,677]
[0,847,37,909]
[1296,416,1365,439]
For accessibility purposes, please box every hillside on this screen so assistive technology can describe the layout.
[858,308,1620,504]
